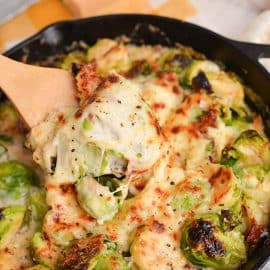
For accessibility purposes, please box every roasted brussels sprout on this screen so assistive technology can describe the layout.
[221,130,270,180]
[171,179,211,213]
[183,60,220,86]
[60,234,129,270]
[0,103,19,132]
[0,205,25,248]
[0,161,38,208]
[76,176,124,222]
[181,213,246,269]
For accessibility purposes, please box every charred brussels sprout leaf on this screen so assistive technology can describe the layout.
[0,205,25,248]
[60,234,129,270]
[0,161,39,207]
[181,213,246,269]
[221,130,270,181]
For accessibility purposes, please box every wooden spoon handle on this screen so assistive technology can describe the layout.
[0,55,77,128]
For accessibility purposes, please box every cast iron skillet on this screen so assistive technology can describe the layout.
[3,14,270,270]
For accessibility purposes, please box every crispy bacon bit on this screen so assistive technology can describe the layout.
[150,220,165,234]
[153,102,166,110]
[189,219,225,258]
[59,183,75,194]
[246,222,264,245]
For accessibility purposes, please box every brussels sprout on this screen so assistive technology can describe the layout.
[0,161,38,207]
[206,71,245,109]
[31,232,55,268]
[221,130,270,179]
[76,176,119,222]
[60,234,129,270]
[181,213,246,269]
[100,150,128,177]
[24,190,49,230]
[0,205,25,248]
[76,144,127,179]
[60,51,87,71]
[0,103,19,132]
[171,179,211,213]
[26,265,50,270]
[158,49,192,75]
[183,60,220,86]
[0,144,7,159]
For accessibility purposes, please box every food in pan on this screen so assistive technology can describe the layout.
[0,38,270,270]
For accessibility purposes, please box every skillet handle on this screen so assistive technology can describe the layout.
[231,40,270,62]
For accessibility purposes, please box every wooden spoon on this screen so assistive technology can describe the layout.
[0,55,78,128]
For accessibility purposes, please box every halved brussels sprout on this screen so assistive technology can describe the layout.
[181,213,246,269]
[206,71,245,108]
[76,176,126,222]
[171,179,211,213]
[183,60,220,86]
[60,234,129,270]
[26,265,50,270]
[0,103,19,132]
[0,205,25,248]
[221,130,270,180]
[0,161,38,208]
